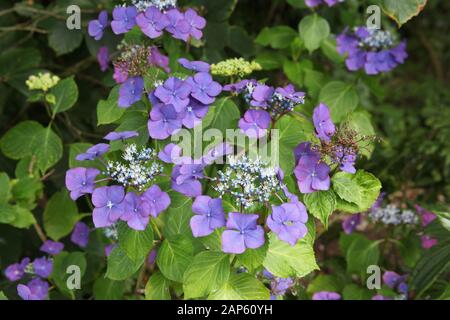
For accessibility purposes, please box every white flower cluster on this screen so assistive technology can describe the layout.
[103,225,118,240]
[131,0,177,11]
[105,144,163,191]
[214,156,281,209]
[360,28,394,49]
[369,205,418,225]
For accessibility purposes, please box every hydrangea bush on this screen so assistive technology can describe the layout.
[0,0,448,301]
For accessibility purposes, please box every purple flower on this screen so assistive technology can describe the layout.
[136,6,169,39]
[165,9,190,41]
[294,142,319,164]
[415,205,437,227]
[181,98,209,129]
[186,72,222,105]
[251,84,274,108]
[158,143,183,164]
[149,46,171,73]
[40,240,64,255]
[305,0,322,7]
[183,9,206,40]
[312,291,341,300]
[398,282,408,295]
[17,278,49,300]
[75,143,110,161]
[121,192,151,231]
[271,277,294,296]
[178,58,210,73]
[190,196,226,237]
[141,185,171,218]
[239,109,271,139]
[104,131,139,141]
[171,163,204,197]
[118,76,144,108]
[337,28,408,75]
[104,244,115,257]
[313,103,335,143]
[88,10,108,41]
[4,258,30,282]
[267,202,308,246]
[92,186,126,228]
[148,104,183,140]
[221,213,265,254]
[70,222,90,248]
[202,142,233,165]
[155,77,192,112]
[421,235,438,249]
[65,167,100,201]
[223,79,255,94]
[97,46,110,72]
[372,294,392,300]
[113,63,129,84]
[334,146,357,174]
[275,84,305,104]
[342,214,361,234]
[383,271,407,289]
[148,248,157,265]
[111,6,137,35]
[294,156,331,194]
[33,257,53,278]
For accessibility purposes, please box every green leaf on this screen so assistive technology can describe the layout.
[321,37,345,63]
[283,60,303,87]
[263,233,319,278]
[383,0,427,27]
[43,191,80,241]
[145,271,171,300]
[48,22,83,56]
[435,211,450,232]
[344,234,380,274]
[319,81,359,122]
[52,252,87,298]
[208,273,270,300]
[0,204,16,224]
[346,110,376,158]
[31,126,63,172]
[157,235,194,283]
[307,274,344,295]
[304,190,336,229]
[255,51,285,70]
[106,245,144,281]
[256,26,298,49]
[0,291,7,300]
[93,277,125,300]
[410,241,450,298]
[204,97,240,135]
[8,206,36,229]
[332,172,362,204]
[0,173,11,204]
[334,170,382,214]
[299,14,330,53]
[0,121,43,160]
[97,87,126,125]
[162,195,193,239]
[11,177,43,210]
[183,251,230,299]
[117,221,154,263]
[342,284,373,300]
[275,115,314,175]
[235,242,268,272]
[50,76,79,116]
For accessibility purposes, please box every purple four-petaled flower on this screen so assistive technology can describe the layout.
[65,167,100,201]
[221,212,265,254]
[92,186,126,228]
[190,196,226,237]
[239,109,271,139]
[111,6,138,35]
[267,202,308,246]
[88,10,109,40]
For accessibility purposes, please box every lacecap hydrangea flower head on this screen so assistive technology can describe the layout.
[337,26,408,75]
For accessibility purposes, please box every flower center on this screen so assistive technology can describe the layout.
[106,201,114,209]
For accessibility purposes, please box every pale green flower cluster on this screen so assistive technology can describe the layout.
[26,72,60,92]
[211,58,262,77]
